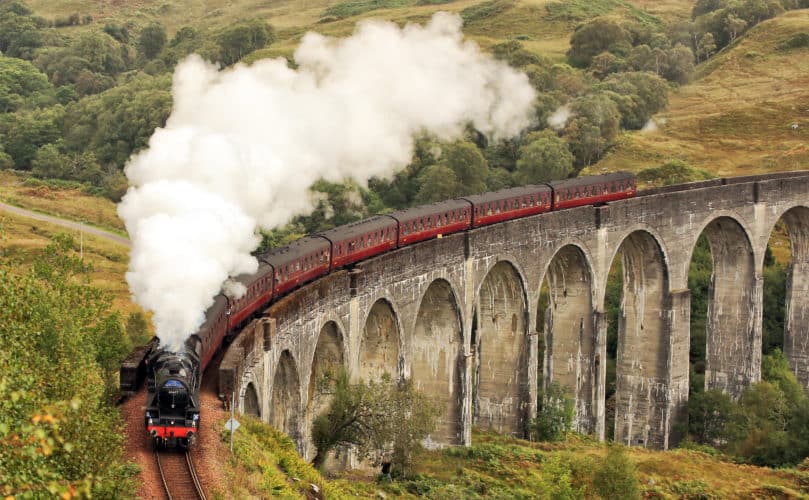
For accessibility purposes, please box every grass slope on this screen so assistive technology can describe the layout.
[0,209,138,315]
[221,418,809,498]
[592,10,809,177]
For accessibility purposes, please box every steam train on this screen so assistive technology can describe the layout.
[120,172,636,448]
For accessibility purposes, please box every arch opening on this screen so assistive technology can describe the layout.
[412,279,463,445]
[244,382,260,418]
[308,322,345,420]
[610,231,669,448]
[359,299,401,382]
[474,261,529,436]
[768,207,809,387]
[538,245,597,434]
[270,350,301,443]
[696,217,758,397]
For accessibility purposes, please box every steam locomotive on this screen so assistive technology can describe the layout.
[120,172,636,448]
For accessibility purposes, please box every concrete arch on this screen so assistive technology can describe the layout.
[684,211,756,268]
[604,224,672,293]
[473,260,529,436]
[244,382,261,418]
[539,244,597,434]
[769,206,809,387]
[359,298,402,383]
[474,254,530,303]
[611,230,669,448]
[696,216,759,397]
[270,350,301,442]
[307,321,346,420]
[412,279,464,445]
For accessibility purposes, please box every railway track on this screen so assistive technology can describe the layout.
[155,450,206,500]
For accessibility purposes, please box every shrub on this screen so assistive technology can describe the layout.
[530,382,574,442]
[593,444,640,499]
[777,33,809,51]
[637,160,713,186]
[460,0,514,24]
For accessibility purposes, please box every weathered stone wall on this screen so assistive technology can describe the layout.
[221,171,809,458]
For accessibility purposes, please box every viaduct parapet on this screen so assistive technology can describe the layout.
[220,171,809,458]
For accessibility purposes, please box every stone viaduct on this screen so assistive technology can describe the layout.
[219,171,809,460]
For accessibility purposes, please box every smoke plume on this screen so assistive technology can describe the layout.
[118,12,536,350]
[547,105,570,130]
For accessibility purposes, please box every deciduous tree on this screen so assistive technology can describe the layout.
[515,130,573,184]
[138,22,167,60]
[567,18,632,68]
[311,371,439,476]
[217,18,274,66]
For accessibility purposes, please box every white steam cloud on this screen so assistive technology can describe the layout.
[118,12,536,350]
[547,105,570,130]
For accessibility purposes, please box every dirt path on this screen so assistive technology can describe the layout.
[0,200,130,247]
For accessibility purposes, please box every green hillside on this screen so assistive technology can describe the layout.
[594,9,809,177]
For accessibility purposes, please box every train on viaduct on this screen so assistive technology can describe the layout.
[217,170,809,461]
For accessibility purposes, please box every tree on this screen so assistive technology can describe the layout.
[103,23,130,43]
[217,18,274,66]
[515,130,573,184]
[697,32,717,61]
[311,371,439,476]
[564,93,621,168]
[589,52,622,80]
[71,32,127,75]
[440,141,489,196]
[530,382,574,442]
[415,164,459,204]
[567,18,632,68]
[0,104,64,169]
[692,0,726,19]
[0,147,12,169]
[0,55,54,112]
[664,44,695,85]
[0,234,135,497]
[599,72,669,130]
[687,389,746,445]
[138,22,167,60]
[725,13,747,42]
[62,73,172,168]
[0,6,43,59]
[565,118,606,169]
[32,144,104,184]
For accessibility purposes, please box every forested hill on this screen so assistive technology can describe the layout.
[2,0,807,248]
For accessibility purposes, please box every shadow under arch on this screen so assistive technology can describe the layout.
[538,244,597,435]
[768,206,809,387]
[244,382,260,418]
[610,230,669,448]
[697,216,758,397]
[307,321,346,420]
[271,350,301,444]
[359,298,401,383]
[474,260,529,437]
[412,278,464,445]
